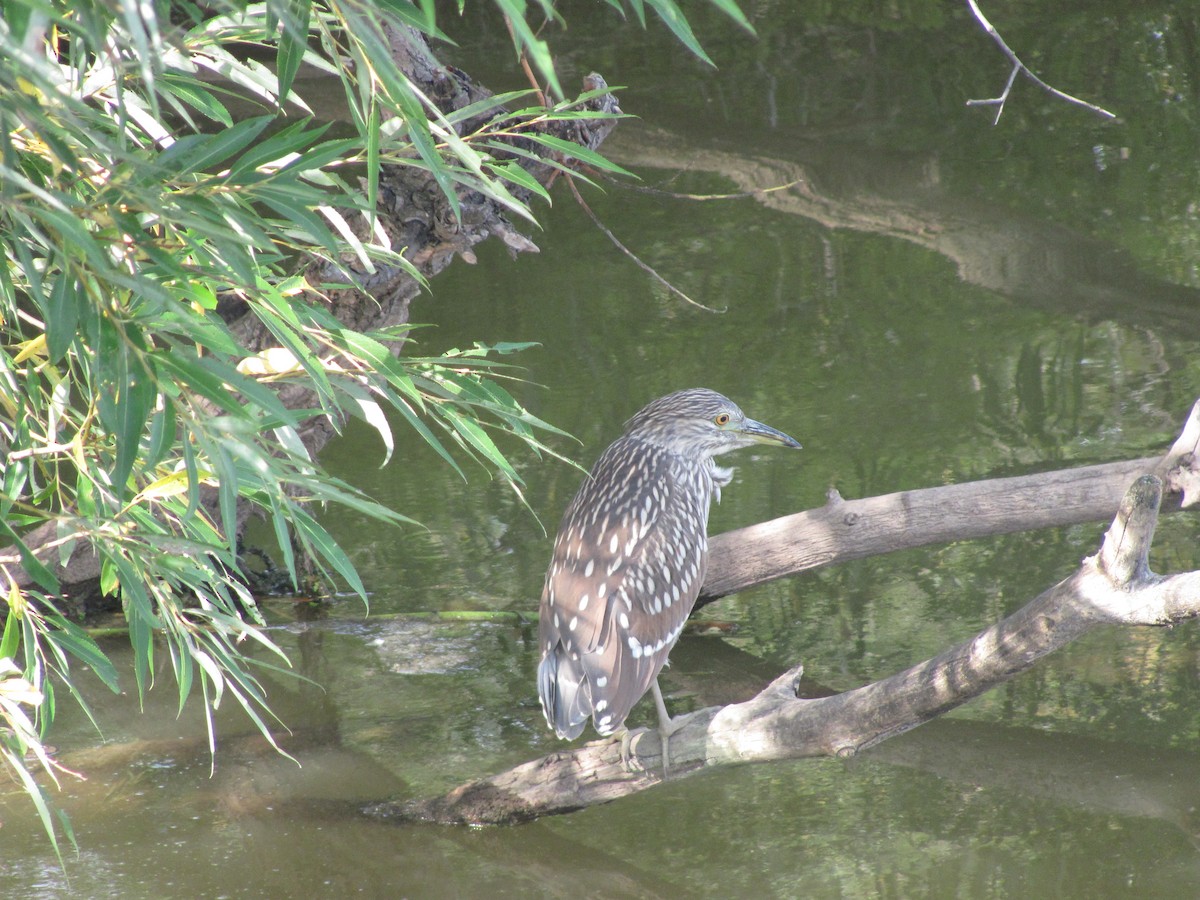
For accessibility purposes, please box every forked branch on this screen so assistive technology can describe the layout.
[371,407,1200,825]
[965,0,1117,123]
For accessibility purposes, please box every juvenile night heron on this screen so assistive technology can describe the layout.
[537,388,801,770]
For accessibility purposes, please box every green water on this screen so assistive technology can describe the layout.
[5,3,1200,897]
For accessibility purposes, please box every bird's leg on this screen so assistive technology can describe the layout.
[650,678,696,777]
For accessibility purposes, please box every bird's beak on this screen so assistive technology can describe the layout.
[736,418,802,450]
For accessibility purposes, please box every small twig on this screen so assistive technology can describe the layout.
[965,0,1116,123]
[609,176,803,203]
[564,176,726,314]
[501,14,547,108]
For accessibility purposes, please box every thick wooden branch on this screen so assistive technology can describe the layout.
[375,409,1200,826]
[701,397,1200,606]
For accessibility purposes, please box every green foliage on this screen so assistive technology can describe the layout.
[0,0,746,853]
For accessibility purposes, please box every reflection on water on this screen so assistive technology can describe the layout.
[6,3,1200,897]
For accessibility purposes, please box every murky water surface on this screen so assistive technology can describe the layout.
[5,4,1200,897]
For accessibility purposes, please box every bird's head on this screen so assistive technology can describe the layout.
[624,388,802,459]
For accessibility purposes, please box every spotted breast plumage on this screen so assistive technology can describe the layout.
[537,388,801,767]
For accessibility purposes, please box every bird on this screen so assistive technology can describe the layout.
[537,388,801,772]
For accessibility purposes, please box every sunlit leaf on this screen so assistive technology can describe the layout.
[514,132,637,177]
[157,116,273,176]
[275,0,312,106]
[0,520,59,594]
[43,621,119,693]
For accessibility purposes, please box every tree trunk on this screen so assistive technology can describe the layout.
[369,401,1200,825]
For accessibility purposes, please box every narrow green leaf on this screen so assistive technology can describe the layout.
[493,0,564,98]
[290,506,367,599]
[275,0,312,106]
[144,402,177,469]
[269,495,298,588]
[375,0,451,40]
[0,746,64,862]
[517,132,637,177]
[228,120,336,182]
[443,88,536,130]
[95,319,155,498]
[0,520,59,593]
[392,77,461,221]
[489,159,551,200]
[42,275,80,362]
[157,116,273,176]
[158,73,234,127]
[44,621,119,693]
[706,0,755,33]
[355,99,376,235]
[646,0,715,66]
[166,635,193,716]
[0,606,20,660]
[181,423,202,520]
[443,408,520,481]
[212,444,240,554]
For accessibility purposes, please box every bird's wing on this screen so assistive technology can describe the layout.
[538,441,707,736]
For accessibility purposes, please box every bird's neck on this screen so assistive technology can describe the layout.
[707,459,734,504]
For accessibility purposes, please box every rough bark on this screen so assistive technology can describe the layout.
[370,401,1200,826]
[701,397,1200,605]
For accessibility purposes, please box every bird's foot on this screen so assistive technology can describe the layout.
[650,678,702,778]
[617,727,652,773]
[654,709,699,778]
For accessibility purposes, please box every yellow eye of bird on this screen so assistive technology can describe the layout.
[714,413,730,426]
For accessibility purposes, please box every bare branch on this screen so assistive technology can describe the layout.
[565,175,727,314]
[377,470,1198,825]
[372,402,1200,825]
[701,398,1200,605]
[965,0,1117,122]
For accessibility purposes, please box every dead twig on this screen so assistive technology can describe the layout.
[565,176,726,314]
[965,0,1117,124]
[610,176,803,203]
[502,13,547,109]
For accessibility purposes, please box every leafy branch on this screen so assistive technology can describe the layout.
[0,0,751,856]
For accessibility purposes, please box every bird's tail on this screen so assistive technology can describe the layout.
[537,645,590,740]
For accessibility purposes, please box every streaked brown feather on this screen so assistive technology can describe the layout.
[537,388,799,743]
